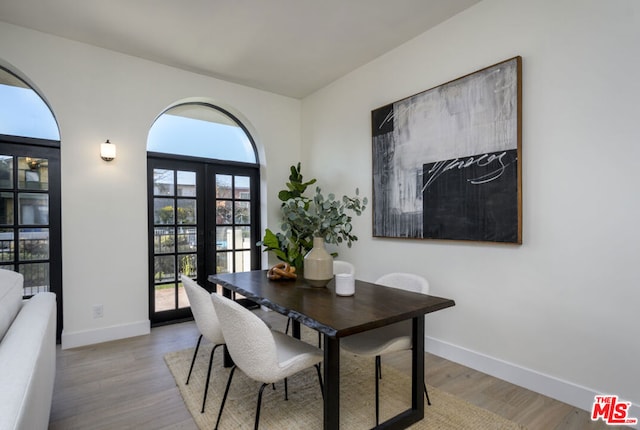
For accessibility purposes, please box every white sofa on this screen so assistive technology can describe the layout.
[0,269,57,430]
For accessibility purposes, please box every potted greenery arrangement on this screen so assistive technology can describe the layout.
[259,163,367,286]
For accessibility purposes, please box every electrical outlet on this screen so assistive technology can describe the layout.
[92,304,103,319]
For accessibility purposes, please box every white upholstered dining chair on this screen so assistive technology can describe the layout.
[211,292,324,430]
[339,272,432,425]
[182,275,273,413]
[333,260,355,275]
[181,275,226,414]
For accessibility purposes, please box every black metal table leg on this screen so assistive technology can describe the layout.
[373,315,425,429]
[411,315,425,417]
[292,320,301,339]
[324,334,340,430]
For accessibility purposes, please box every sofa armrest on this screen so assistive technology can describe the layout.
[0,292,57,430]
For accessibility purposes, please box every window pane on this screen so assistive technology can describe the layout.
[216,252,231,274]
[19,262,49,295]
[0,156,13,189]
[154,255,175,282]
[177,171,196,197]
[177,227,196,252]
[153,169,174,196]
[155,284,175,312]
[177,199,196,224]
[154,198,174,224]
[178,254,197,278]
[147,104,256,163]
[0,229,14,262]
[0,69,60,141]
[235,250,251,272]
[154,227,174,253]
[19,228,49,261]
[216,201,232,224]
[216,175,232,198]
[234,176,250,199]
[18,157,48,190]
[18,193,48,225]
[0,192,14,224]
[216,227,231,250]
[235,201,250,224]
[234,227,251,250]
[177,282,189,309]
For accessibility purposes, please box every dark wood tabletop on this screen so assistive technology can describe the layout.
[209,270,455,338]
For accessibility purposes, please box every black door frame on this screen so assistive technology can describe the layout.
[0,135,63,341]
[147,153,261,326]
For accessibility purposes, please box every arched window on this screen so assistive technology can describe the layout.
[147,102,260,325]
[148,103,256,163]
[0,69,59,140]
[0,66,62,339]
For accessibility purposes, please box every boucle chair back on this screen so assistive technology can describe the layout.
[333,260,355,275]
[375,272,429,295]
[181,275,225,345]
[210,292,280,382]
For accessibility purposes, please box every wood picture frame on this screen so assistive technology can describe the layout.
[372,56,522,244]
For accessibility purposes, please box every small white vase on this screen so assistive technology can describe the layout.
[303,237,333,287]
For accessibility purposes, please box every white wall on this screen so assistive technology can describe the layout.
[0,22,302,348]
[301,0,640,417]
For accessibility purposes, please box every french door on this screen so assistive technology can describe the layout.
[148,156,260,325]
[0,139,62,339]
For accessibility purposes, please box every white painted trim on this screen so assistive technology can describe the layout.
[425,336,639,429]
[61,320,150,349]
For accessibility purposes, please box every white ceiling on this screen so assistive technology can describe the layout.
[0,0,480,98]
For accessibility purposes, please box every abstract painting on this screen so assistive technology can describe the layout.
[372,57,522,243]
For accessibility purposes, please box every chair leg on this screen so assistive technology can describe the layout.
[215,365,237,430]
[284,377,288,400]
[186,334,203,385]
[255,383,269,430]
[315,364,324,399]
[422,353,431,406]
[424,382,431,406]
[377,354,382,379]
[375,356,381,426]
[201,344,222,413]
[285,318,290,335]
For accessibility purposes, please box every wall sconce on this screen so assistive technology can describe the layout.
[25,157,40,170]
[100,139,116,162]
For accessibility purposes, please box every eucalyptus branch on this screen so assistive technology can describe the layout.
[258,163,367,268]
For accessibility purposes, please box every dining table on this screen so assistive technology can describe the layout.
[209,270,455,430]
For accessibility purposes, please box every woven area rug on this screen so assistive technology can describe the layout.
[165,336,526,430]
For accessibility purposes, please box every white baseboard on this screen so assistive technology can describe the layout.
[61,320,150,349]
[425,336,639,429]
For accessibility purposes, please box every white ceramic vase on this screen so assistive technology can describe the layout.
[303,237,333,287]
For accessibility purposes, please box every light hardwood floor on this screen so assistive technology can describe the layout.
[49,315,626,430]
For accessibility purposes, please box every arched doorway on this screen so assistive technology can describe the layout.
[0,66,63,339]
[147,102,261,325]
